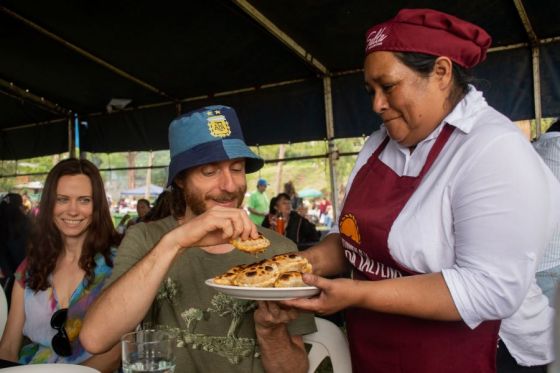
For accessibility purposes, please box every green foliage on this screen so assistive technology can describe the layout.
[528,117,557,140]
[0,140,365,203]
[247,138,364,203]
[0,154,62,193]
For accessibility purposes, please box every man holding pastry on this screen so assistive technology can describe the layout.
[80,105,316,372]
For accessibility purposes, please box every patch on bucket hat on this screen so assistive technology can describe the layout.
[167,105,264,186]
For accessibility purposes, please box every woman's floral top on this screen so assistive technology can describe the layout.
[15,248,115,364]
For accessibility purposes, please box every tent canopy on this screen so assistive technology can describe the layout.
[120,184,163,197]
[1,0,559,160]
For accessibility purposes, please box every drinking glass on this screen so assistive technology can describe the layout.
[121,329,176,373]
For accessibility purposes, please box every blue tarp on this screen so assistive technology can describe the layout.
[120,184,163,197]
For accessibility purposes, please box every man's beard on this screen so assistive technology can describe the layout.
[184,186,246,216]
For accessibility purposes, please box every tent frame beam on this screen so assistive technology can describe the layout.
[232,0,329,76]
[232,0,343,215]
[3,36,559,132]
[1,5,175,101]
[0,77,70,116]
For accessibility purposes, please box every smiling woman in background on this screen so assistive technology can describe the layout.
[0,158,121,372]
[286,8,560,373]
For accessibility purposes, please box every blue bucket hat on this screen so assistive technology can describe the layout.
[167,105,264,186]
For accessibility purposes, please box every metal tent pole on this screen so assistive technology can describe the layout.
[323,77,338,220]
[513,0,542,138]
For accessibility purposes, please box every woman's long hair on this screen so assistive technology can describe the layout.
[26,158,120,291]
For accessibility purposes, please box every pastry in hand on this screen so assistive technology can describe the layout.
[271,253,312,274]
[230,234,271,254]
[213,263,248,285]
[274,271,307,288]
[233,259,279,287]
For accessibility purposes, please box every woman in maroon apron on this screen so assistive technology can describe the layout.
[285,8,556,373]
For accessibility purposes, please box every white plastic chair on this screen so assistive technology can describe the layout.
[303,317,352,373]
[0,284,8,339]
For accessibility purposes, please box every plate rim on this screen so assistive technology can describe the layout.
[205,278,318,291]
[204,278,320,300]
[0,364,100,372]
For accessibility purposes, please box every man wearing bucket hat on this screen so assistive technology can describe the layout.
[81,105,315,372]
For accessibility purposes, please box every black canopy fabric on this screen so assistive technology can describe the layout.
[1,0,559,160]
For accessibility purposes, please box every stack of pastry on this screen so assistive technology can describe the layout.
[213,253,312,288]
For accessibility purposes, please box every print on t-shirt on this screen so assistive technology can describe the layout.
[155,277,258,365]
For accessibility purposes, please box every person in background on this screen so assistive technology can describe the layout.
[126,198,151,228]
[317,197,331,223]
[21,191,32,215]
[135,198,151,221]
[247,178,269,225]
[0,159,121,371]
[284,181,302,210]
[285,8,560,373]
[115,214,131,236]
[0,193,30,282]
[29,201,40,218]
[117,199,153,235]
[143,190,172,222]
[533,119,560,304]
[81,105,315,373]
[262,193,320,248]
[263,195,279,229]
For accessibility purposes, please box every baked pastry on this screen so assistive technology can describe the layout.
[271,253,312,274]
[213,263,248,285]
[230,234,271,254]
[213,253,313,288]
[233,259,279,287]
[274,271,307,288]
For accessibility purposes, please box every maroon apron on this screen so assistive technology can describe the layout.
[339,125,500,373]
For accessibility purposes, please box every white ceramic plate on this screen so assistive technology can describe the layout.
[205,279,320,300]
[0,364,100,372]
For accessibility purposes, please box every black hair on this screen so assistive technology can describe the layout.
[137,198,150,208]
[144,190,172,222]
[170,170,188,219]
[394,52,473,108]
[275,193,291,201]
[268,197,278,215]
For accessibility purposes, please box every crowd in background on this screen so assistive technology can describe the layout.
[0,178,326,288]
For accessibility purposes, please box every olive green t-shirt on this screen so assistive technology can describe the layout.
[106,216,316,373]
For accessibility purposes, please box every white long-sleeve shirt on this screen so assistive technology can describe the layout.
[332,86,560,366]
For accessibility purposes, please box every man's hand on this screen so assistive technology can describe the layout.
[254,302,308,373]
[168,206,260,251]
[254,301,299,332]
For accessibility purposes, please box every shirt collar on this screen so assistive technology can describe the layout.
[442,85,487,134]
